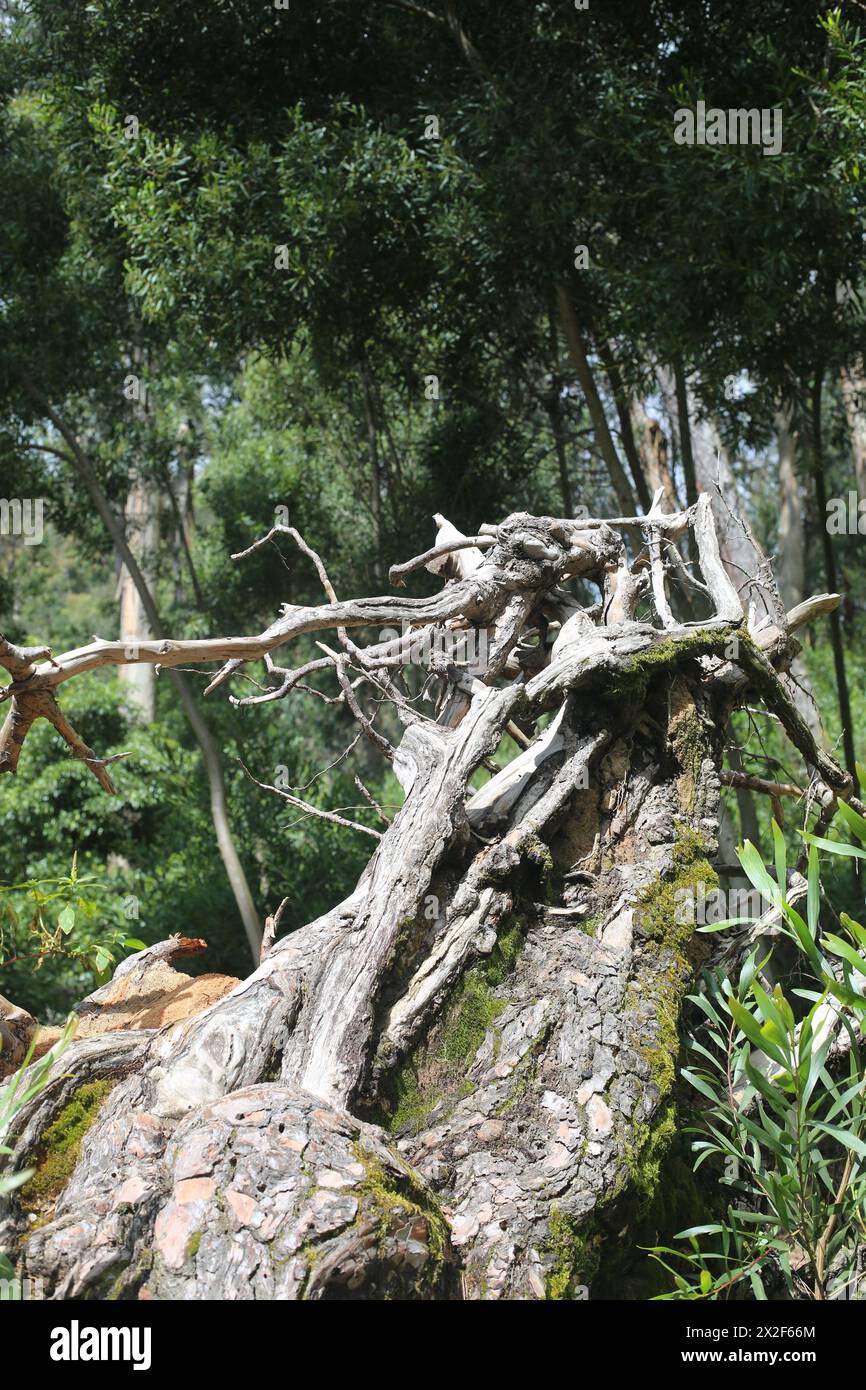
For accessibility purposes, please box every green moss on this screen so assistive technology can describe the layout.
[351,1142,450,1295]
[629,825,717,1098]
[634,824,717,949]
[623,1103,678,1214]
[386,966,507,1133]
[484,918,524,985]
[608,627,728,710]
[544,1207,600,1299]
[187,1230,203,1261]
[381,921,527,1135]
[386,1064,435,1136]
[20,1080,114,1211]
[524,834,555,899]
[88,1246,153,1302]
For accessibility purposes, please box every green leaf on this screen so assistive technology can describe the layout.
[728,998,788,1067]
[807,844,820,939]
[751,979,788,1042]
[57,905,76,936]
[835,799,866,846]
[681,1068,721,1103]
[785,906,824,974]
[802,834,866,860]
[696,917,753,933]
[840,913,866,952]
[823,933,866,978]
[812,1123,866,1159]
[771,819,786,895]
[123,938,147,951]
[0,1166,35,1194]
[738,841,782,904]
[93,946,113,975]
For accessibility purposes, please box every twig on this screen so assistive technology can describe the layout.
[354,776,393,827]
[232,525,338,603]
[260,897,290,963]
[721,768,805,826]
[237,759,382,840]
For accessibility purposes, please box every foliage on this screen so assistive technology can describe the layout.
[0,1017,76,1284]
[0,855,145,988]
[650,813,866,1300]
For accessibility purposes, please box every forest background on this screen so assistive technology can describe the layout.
[1,0,865,1025]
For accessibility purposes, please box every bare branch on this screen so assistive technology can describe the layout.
[232,525,339,604]
[237,759,382,840]
[389,533,495,587]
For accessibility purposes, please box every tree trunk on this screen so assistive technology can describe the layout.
[658,368,823,749]
[545,303,574,517]
[0,505,850,1300]
[840,365,866,498]
[117,475,159,722]
[811,370,859,798]
[630,399,680,516]
[555,282,637,517]
[776,408,804,612]
[596,339,652,512]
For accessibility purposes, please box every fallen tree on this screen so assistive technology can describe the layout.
[0,497,855,1299]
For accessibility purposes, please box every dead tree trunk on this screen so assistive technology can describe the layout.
[0,503,851,1300]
